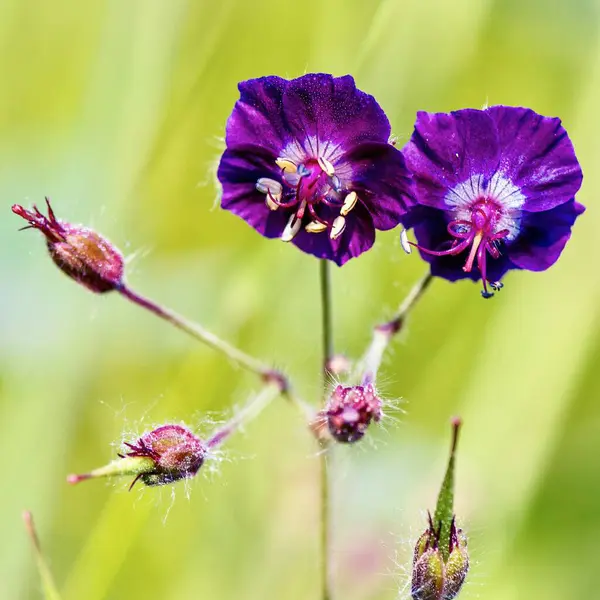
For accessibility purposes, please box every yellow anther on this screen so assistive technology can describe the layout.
[340,191,358,216]
[330,216,346,240]
[276,158,298,174]
[281,213,302,242]
[305,220,328,233]
[318,156,335,176]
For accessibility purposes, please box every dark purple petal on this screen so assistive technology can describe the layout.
[345,142,414,230]
[486,106,583,212]
[225,76,289,155]
[401,109,500,209]
[507,200,585,271]
[405,206,514,283]
[282,74,391,150]
[292,203,376,266]
[225,74,391,159]
[217,149,288,238]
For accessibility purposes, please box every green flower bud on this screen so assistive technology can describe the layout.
[411,516,469,600]
[412,419,469,600]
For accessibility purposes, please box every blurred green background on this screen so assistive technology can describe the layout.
[1,0,598,598]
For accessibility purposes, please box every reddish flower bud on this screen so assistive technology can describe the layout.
[12,198,124,293]
[122,424,207,488]
[321,384,383,443]
[68,424,207,490]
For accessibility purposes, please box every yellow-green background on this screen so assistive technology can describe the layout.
[1,1,598,599]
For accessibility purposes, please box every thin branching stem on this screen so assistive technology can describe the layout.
[359,272,433,385]
[117,284,313,419]
[118,285,271,376]
[207,383,281,448]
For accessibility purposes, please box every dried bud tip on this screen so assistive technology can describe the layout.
[66,473,93,485]
[12,198,124,294]
[450,417,461,454]
[22,511,38,546]
[319,384,383,444]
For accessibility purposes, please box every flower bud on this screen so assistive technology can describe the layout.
[411,516,469,600]
[322,384,382,443]
[12,198,124,293]
[411,418,469,599]
[68,424,207,490]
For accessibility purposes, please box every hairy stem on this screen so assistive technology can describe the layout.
[319,260,333,600]
[360,272,432,384]
[118,284,271,377]
[207,383,281,448]
[118,285,314,434]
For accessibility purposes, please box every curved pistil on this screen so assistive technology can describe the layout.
[401,203,510,298]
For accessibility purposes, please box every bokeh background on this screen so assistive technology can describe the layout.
[1,0,598,598]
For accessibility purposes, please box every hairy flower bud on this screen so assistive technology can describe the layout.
[412,418,469,599]
[321,384,383,443]
[411,516,469,600]
[12,198,124,293]
[68,424,207,490]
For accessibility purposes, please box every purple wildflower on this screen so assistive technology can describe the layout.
[217,73,413,265]
[400,106,584,297]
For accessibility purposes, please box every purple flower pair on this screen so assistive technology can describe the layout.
[217,73,584,296]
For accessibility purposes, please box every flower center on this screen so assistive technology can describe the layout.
[255,155,358,243]
[402,198,511,298]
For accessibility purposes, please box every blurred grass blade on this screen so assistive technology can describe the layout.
[23,511,62,600]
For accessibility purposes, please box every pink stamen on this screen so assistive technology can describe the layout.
[462,232,483,273]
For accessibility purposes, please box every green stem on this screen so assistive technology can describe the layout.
[118,285,271,377]
[319,260,333,600]
[359,272,432,384]
[23,511,63,600]
[320,260,334,381]
[118,285,312,418]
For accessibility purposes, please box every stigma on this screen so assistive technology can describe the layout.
[255,154,359,243]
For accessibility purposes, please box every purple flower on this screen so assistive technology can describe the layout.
[400,106,584,297]
[217,73,413,265]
